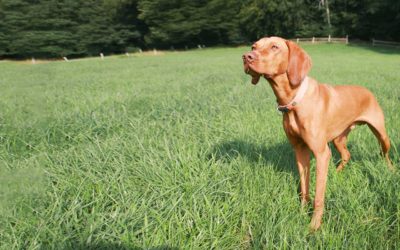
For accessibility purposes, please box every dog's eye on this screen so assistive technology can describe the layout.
[271,45,279,50]
[251,46,256,51]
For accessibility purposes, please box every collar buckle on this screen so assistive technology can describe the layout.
[277,106,290,113]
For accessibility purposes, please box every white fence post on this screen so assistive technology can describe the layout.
[31,57,36,64]
[63,57,69,62]
[125,52,130,57]
[328,35,331,43]
[100,53,104,60]
[346,35,349,44]
[296,38,299,43]
[153,49,157,55]
[312,37,315,43]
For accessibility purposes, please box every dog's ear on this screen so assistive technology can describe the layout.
[285,40,312,87]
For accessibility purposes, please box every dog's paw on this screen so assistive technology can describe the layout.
[309,217,322,232]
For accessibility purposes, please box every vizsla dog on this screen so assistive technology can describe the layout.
[242,36,393,231]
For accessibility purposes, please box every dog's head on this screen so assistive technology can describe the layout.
[242,36,312,86]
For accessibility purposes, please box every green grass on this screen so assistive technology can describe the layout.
[0,44,399,249]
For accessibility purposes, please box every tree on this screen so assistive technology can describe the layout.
[0,0,143,58]
[0,0,81,58]
[238,0,326,41]
[138,0,242,48]
[76,0,142,55]
[0,0,399,58]
[330,0,400,41]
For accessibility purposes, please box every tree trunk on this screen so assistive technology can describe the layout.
[325,0,331,29]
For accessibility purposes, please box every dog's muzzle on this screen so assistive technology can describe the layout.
[242,52,261,85]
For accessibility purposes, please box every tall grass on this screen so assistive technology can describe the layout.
[0,44,399,249]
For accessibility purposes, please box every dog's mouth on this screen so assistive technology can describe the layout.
[243,57,261,85]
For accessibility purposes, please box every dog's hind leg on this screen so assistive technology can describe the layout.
[333,127,352,172]
[363,107,394,171]
[367,122,393,171]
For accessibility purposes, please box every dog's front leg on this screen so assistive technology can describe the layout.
[294,143,311,206]
[309,143,331,231]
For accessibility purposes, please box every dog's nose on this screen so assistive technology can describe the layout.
[243,52,256,62]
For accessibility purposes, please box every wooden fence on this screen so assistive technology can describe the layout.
[289,36,400,48]
[372,39,400,48]
[30,36,400,64]
[290,35,348,44]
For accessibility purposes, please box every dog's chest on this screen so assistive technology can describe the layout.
[283,113,302,137]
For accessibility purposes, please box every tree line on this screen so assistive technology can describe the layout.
[0,0,399,59]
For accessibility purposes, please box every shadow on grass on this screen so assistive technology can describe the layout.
[344,140,398,166]
[210,138,398,175]
[347,43,400,54]
[209,139,297,175]
[64,243,179,250]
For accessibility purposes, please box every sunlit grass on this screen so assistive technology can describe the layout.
[0,44,399,249]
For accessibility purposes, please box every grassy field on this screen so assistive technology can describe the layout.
[0,44,399,249]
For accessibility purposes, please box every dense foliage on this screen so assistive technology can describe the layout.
[0,0,399,58]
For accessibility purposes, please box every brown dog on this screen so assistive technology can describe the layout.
[243,37,393,231]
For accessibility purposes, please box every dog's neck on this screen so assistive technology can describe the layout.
[266,73,300,105]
